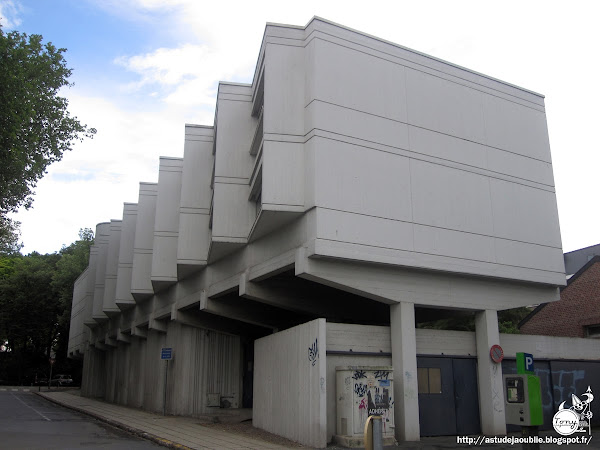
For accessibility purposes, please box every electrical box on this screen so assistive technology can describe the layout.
[335,366,395,445]
[503,374,543,426]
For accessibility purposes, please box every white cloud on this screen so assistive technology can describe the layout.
[114,37,256,112]
[14,92,194,254]
[0,0,23,29]
[11,0,600,254]
[116,44,213,86]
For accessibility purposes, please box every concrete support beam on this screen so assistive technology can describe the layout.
[240,272,336,316]
[105,334,118,347]
[84,320,98,329]
[390,302,420,442]
[117,328,131,344]
[149,314,168,333]
[131,326,148,339]
[116,299,136,310]
[475,309,506,435]
[170,307,267,337]
[200,291,279,330]
[94,340,107,351]
[207,273,240,298]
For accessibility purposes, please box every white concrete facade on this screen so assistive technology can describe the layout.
[68,17,566,447]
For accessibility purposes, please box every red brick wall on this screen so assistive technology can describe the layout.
[520,261,600,337]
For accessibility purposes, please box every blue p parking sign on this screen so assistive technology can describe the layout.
[516,352,534,374]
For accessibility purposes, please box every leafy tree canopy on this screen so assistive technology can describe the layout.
[417,307,532,334]
[0,28,96,251]
[0,228,93,384]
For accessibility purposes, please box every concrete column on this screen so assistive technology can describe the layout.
[475,309,506,435]
[390,302,420,441]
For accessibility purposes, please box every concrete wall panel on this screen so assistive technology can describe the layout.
[68,268,89,356]
[314,138,412,221]
[316,208,413,253]
[92,223,110,322]
[151,158,183,289]
[115,203,137,308]
[178,125,213,272]
[305,101,410,151]
[405,67,486,143]
[214,87,254,180]
[254,318,327,448]
[265,44,304,136]
[326,323,600,361]
[410,159,494,235]
[131,183,158,299]
[310,38,407,123]
[81,346,106,398]
[212,183,254,240]
[489,178,562,248]
[262,141,304,208]
[483,94,551,162]
[102,220,122,316]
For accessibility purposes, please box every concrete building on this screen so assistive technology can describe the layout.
[68,17,580,447]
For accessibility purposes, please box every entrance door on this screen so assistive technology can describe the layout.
[417,357,457,436]
[417,357,480,436]
[452,358,480,435]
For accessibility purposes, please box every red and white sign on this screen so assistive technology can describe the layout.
[489,344,504,363]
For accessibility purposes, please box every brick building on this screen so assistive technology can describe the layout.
[520,255,600,338]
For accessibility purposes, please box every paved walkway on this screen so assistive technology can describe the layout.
[35,389,290,449]
[32,389,599,450]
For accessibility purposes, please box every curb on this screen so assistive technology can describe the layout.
[35,392,192,450]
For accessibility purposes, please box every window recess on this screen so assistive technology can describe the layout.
[249,106,263,156]
[249,165,262,218]
[417,367,442,394]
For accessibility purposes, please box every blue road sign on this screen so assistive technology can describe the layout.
[161,347,173,360]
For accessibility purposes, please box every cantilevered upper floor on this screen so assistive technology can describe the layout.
[68,17,565,358]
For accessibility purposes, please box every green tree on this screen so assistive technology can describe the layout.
[0,251,60,383]
[0,228,93,384]
[0,28,96,250]
[416,307,533,334]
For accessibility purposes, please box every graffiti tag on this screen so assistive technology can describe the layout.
[352,370,367,380]
[308,338,318,366]
[374,370,390,380]
[354,383,367,397]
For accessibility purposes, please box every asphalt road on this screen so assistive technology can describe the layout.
[0,389,163,449]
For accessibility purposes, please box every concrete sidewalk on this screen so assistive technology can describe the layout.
[35,389,291,449]
[34,389,599,450]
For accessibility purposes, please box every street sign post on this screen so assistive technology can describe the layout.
[517,352,535,374]
[161,348,173,360]
[490,344,504,363]
[161,348,173,415]
[48,357,55,389]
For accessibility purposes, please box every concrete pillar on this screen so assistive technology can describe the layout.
[475,309,506,435]
[390,302,420,441]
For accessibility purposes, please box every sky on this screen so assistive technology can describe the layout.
[1,0,599,255]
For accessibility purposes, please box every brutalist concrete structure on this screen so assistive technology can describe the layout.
[68,17,568,447]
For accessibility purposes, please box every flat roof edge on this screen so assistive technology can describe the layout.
[218,81,252,87]
[265,16,544,99]
[185,123,214,129]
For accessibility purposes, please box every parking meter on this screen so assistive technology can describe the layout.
[503,374,543,426]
